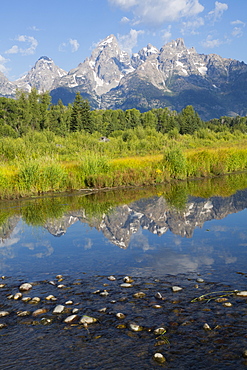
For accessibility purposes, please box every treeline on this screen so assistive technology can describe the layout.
[1,89,246,138]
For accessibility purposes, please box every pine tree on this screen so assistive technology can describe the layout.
[70,92,93,133]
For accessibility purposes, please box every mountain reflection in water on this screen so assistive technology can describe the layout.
[0,174,247,278]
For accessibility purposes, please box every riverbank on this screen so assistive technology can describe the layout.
[1,129,247,199]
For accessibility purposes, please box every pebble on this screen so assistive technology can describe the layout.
[123,276,134,283]
[116,313,125,319]
[0,323,7,329]
[100,290,109,297]
[33,308,48,317]
[57,284,66,289]
[155,292,164,300]
[154,327,166,335]
[64,315,78,324]
[72,308,79,314]
[79,315,97,325]
[0,284,5,288]
[0,311,10,317]
[65,300,73,305]
[215,297,228,303]
[56,275,63,279]
[107,276,116,281]
[19,283,33,291]
[22,297,32,302]
[223,302,232,307]
[196,278,204,283]
[17,311,31,317]
[40,318,52,325]
[128,323,143,332]
[236,291,247,297]
[98,307,107,313]
[152,305,162,309]
[53,305,65,314]
[45,295,56,301]
[133,292,146,298]
[172,286,183,292]
[153,353,166,364]
[29,297,41,304]
[49,281,56,286]
[203,323,211,331]
[13,292,22,300]
[242,350,247,358]
[120,283,132,288]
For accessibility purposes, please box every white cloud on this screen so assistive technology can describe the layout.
[231,20,245,26]
[121,16,130,23]
[162,25,172,43]
[232,27,243,38]
[0,55,9,74]
[208,1,228,23]
[181,16,204,34]
[5,35,38,55]
[202,34,222,48]
[59,39,80,53]
[69,38,80,52]
[118,29,144,54]
[28,26,41,31]
[109,0,204,25]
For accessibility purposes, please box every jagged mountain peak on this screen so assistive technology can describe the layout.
[15,56,67,93]
[38,56,53,62]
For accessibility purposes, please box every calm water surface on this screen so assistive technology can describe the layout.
[1,175,247,369]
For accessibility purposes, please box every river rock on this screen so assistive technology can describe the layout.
[203,323,211,331]
[0,284,5,288]
[33,308,48,316]
[0,311,10,317]
[236,291,247,297]
[154,327,166,335]
[13,292,22,300]
[100,290,109,297]
[133,292,146,298]
[120,283,132,288]
[64,315,78,324]
[242,350,247,358]
[153,353,166,364]
[53,305,65,314]
[128,322,143,332]
[45,295,56,301]
[29,297,41,304]
[19,283,33,291]
[65,300,73,305]
[22,297,32,302]
[80,315,97,325]
[172,286,183,292]
[17,311,31,317]
[116,313,125,319]
[0,323,7,329]
[123,276,134,283]
[107,275,116,281]
[196,278,204,283]
[155,292,164,300]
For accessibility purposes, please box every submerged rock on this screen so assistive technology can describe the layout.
[53,305,65,314]
[80,315,97,325]
[0,311,10,317]
[153,352,166,364]
[172,286,183,292]
[64,315,78,324]
[19,283,33,292]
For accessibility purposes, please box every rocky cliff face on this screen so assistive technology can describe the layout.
[1,36,247,119]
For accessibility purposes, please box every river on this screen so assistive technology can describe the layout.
[1,174,247,369]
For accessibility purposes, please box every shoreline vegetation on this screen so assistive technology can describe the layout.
[1,90,247,199]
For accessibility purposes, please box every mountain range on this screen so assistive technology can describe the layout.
[1,35,247,120]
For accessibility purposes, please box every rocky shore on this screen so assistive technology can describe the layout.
[1,273,247,369]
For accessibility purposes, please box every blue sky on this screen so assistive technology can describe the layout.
[0,0,246,81]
